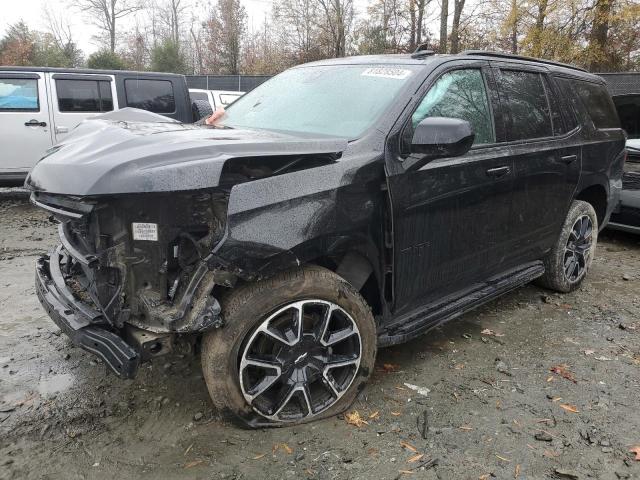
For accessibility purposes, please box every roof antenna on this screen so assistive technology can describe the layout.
[411,43,436,59]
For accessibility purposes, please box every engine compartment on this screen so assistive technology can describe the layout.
[33,190,228,334]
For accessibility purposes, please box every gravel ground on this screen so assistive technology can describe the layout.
[1,189,639,480]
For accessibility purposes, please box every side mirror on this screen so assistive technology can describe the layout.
[404,117,475,171]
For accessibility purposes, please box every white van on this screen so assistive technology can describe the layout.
[0,67,192,185]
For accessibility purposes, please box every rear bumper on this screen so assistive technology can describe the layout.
[35,248,140,378]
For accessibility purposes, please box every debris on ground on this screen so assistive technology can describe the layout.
[1,193,639,479]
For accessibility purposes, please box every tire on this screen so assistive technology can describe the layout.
[191,99,213,122]
[537,200,598,293]
[201,265,377,428]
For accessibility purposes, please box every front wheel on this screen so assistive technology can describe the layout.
[538,200,598,293]
[201,265,377,428]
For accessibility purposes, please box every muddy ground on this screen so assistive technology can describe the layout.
[0,189,639,480]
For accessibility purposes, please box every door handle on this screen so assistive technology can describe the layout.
[486,166,511,178]
[24,119,47,127]
[55,126,69,134]
[559,154,578,165]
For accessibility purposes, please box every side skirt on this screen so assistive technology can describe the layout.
[377,261,545,347]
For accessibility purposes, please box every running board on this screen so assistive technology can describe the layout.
[378,261,545,347]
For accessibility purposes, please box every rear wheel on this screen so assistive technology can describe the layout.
[538,200,598,293]
[201,266,377,427]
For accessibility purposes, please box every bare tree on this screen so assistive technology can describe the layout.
[318,0,354,57]
[158,0,188,45]
[204,0,246,74]
[273,0,324,63]
[440,0,449,52]
[44,5,74,50]
[449,0,466,52]
[72,0,142,52]
[408,0,429,50]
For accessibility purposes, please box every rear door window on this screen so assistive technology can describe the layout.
[0,78,39,111]
[56,79,113,112]
[498,69,553,140]
[125,79,175,113]
[572,80,620,129]
[542,76,567,135]
[554,77,583,131]
[412,69,496,145]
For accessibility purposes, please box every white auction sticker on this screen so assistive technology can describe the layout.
[132,222,158,241]
[362,67,412,80]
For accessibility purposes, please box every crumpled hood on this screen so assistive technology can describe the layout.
[25,109,348,195]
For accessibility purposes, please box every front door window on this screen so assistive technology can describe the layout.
[412,69,495,145]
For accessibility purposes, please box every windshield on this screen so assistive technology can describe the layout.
[221,65,419,138]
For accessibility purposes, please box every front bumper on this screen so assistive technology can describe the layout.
[36,247,141,378]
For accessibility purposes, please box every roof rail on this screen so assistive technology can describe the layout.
[461,50,587,72]
[411,43,436,59]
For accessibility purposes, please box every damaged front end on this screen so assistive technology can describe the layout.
[33,189,230,378]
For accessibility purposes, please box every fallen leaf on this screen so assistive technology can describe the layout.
[630,446,640,461]
[252,453,266,460]
[546,376,554,382]
[515,464,521,478]
[407,453,424,463]
[479,475,491,480]
[391,411,402,416]
[382,363,400,372]
[345,411,368,427]
[550,365,577,383]
[400,441,418,453]
[454,363,465,370]
[559,404,579,413]
[368,410,380,419]
[481,328,505,337]
[544,449,560,458]
[282,443,293,454]
[184,460,203,469]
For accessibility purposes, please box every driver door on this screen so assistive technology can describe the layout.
[385,64,516,316]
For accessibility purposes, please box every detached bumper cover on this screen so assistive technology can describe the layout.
[35,248,140,378]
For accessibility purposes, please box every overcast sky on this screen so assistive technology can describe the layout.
[0,0,372,56]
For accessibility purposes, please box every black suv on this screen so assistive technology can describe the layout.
[27,51,625,428]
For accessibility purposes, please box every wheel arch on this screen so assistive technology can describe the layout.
[575,183,608,227]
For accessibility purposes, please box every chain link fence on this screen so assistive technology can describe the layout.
[185,75,272,92]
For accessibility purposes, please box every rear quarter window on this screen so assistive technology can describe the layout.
[0,78,39,111]
[125,79,175,114]
[572,80,620,129]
